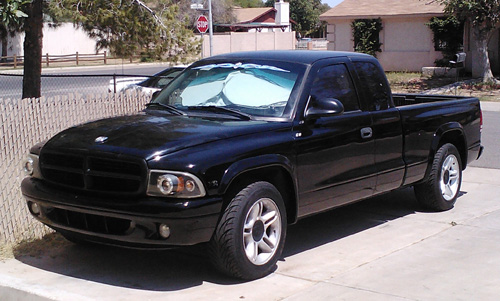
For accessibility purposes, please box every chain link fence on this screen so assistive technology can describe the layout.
[0,93,150,244]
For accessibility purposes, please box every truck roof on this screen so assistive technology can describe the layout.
[205,50,373,65]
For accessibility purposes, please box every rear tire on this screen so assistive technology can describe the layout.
[414,143,462,211]
[209,181,287,280]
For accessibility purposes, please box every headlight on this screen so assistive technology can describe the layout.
[23,154,41,178]
[147,170,206,198]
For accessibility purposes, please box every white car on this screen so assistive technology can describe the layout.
[108,67,185,94]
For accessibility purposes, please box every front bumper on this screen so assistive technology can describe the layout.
[21,178,223,248]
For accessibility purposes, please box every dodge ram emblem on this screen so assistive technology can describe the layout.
[94,136,108,143]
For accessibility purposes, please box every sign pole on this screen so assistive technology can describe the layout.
[201,33,205,58]
[208,0,213,56]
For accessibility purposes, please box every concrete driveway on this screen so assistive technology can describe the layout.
[1,166,499,301]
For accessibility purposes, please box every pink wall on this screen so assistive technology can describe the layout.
[200,31,296,58]
[324,17,443,72]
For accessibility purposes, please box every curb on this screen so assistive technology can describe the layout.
[0,285,54,301]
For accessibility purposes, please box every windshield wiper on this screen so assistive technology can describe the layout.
[145,102,186,116]
[187,106,252,120]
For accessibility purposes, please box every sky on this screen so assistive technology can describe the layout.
[323,0,344,8]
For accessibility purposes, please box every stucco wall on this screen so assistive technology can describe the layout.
[324,17,443,71]
[326,21,353,52]
[379,17,442,71]
[201,31,296,57]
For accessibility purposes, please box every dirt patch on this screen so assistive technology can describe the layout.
[387,72,500,102]
[0,233,72,261]
[0,243,15,260]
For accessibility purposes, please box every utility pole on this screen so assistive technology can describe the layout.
[208,0,213,56]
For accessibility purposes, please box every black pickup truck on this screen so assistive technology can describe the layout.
[21,51,483,279]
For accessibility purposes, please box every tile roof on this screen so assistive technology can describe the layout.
[234,7,276,23]
[320,0,444,20]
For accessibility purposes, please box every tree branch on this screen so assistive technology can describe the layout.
[131,0,167,29]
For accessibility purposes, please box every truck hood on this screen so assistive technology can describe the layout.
[42,112,289,160]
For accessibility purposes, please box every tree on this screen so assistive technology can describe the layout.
[435,0,500,82]
[22,0,43,98]
[233,0,265,8]
[175,0,236,32]
[56,0,200,61]
[0,0,29,61]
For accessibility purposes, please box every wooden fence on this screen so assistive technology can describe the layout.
[0,51,134,68]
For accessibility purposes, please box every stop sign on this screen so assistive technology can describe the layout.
[197,15,209,34]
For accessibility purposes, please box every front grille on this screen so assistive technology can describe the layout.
[45,207,132,235]
[40,151,146,195]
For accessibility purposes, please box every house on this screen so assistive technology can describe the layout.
[320,0,500,74]
[216,0,292,33]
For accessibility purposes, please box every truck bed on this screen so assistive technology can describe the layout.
[392,93,471,107]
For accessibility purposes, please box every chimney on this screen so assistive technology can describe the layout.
[274,0,289,26]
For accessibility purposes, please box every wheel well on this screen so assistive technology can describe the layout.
[222,166,297,224]
[438,130,467,168]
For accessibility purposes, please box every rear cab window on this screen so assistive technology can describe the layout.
[352,61,392,111]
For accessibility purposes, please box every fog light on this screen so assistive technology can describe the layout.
[23,156,34,176]
[30,202,41,216]
[159,224,171,239]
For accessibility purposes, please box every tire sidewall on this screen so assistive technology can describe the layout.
[231,182,287,279]
[433,144,462,210]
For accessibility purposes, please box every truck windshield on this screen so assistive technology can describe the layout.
[152,61,305,119]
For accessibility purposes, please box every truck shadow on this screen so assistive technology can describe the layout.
[14,187,447,291]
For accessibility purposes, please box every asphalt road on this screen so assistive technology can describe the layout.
[0,64,169,99]
[469,110,500,169]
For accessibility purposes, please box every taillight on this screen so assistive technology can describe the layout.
[480,109,483,133]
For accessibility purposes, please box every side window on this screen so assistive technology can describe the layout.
[353,61,391,111]
[310,64,360,112]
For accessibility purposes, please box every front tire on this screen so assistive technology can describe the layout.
[414,143,462,211]
[209,181,287,280]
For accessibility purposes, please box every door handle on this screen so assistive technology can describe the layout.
[361,127,372,139]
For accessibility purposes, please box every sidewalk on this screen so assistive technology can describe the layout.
[1,166,499,301]
[481,101,500,112]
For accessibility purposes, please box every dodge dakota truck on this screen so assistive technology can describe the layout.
[21,51,483,279]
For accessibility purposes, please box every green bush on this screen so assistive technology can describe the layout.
[351,18,383,57]
[426,16,464,65]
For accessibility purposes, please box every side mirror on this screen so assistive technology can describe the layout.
[151,91,161,101]
[305,98,344,119]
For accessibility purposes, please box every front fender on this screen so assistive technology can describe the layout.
[218,154,295,195]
